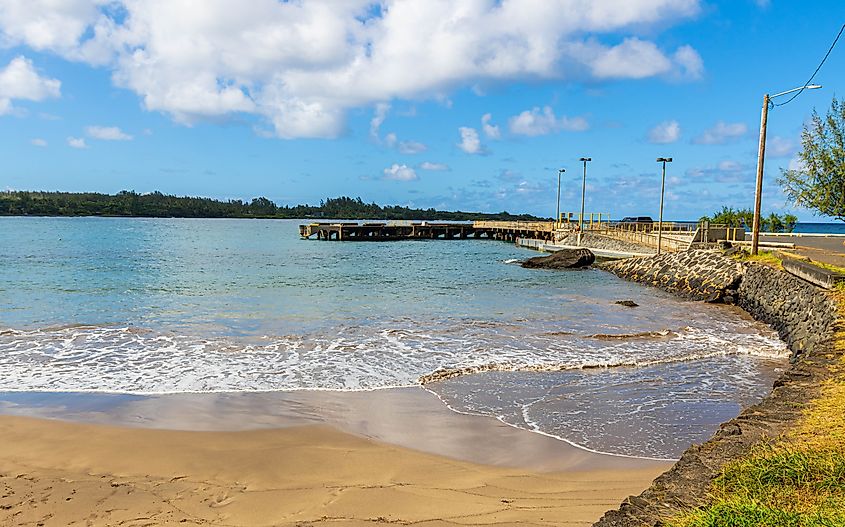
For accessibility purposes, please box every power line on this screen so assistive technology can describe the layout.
[774,22,845,107]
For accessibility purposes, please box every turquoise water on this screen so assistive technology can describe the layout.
[0,217,787,458]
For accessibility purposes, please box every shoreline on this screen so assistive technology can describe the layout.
[0,414,671,527]
[0,386,672,472]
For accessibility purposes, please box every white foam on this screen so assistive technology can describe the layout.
[0,318,788,395]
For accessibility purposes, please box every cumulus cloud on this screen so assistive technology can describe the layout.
[768,136,797,158]
[648,120,681,144]
[383,163,418,181]
[420,161,449,171]
[370,102,390,140]
[398,140,426,154]
[693,121,747,145]
[0,56,61,114]
[457,127,483,154]
[481,113,501,139]
[67,136,87,148]
[508,106,589,136]
[0,0,703,138]
[30,138,47,147]
[672,45,704,80]
[86,125,132,140]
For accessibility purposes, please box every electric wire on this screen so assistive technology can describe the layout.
[773,22,844,107]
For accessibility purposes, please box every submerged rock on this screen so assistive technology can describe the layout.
[521,248,595,269]
[615,300,639,307]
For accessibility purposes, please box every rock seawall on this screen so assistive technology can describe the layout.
[599,250,743,302]
[738,263,838,358]
[558,233,656,254]
[594,252,841,526]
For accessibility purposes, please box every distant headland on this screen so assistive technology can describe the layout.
[0,191,543,222]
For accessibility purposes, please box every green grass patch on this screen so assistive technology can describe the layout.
[672,446,845,527]
[729,249,784,269]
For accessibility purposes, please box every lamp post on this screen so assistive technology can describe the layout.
[751,84,822,255]
[656,157,672,255]
[556,168,565,228]
[578,157,591,245]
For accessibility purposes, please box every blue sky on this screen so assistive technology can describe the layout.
[0,1,842,221]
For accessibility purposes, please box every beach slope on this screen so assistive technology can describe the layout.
[0,415,667,526]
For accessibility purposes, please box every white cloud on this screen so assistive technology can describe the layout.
[672,45,704,80]
[86,125,132,140]
[587,38,672,79]
[420,161,449,171]
[481,113,501,139]
[398,140,427,154]
[0,0,703,138]
[648,120,681,144]
[693,121,747,144]
[384,132,397,148]
[458,127,483,154]
[0,56,61,114]
[768,136,797,158]
[508,106,589,136]
[30,138,47,147]
[787,155,805,172]
[370,102,390,140]
[67,136,88,148]
[383,163,418,181]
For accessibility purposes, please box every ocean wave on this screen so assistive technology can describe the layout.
[418,345,788,385]
[0,318,788,394]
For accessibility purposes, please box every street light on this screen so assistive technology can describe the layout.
[751,84,822,255]
[578,157,591,245]
[556,168,565,228]
[656,157,673,255]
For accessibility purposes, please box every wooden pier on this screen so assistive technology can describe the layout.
[299,221,556,242]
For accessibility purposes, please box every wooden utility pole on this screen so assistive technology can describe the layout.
[751,94,770,256]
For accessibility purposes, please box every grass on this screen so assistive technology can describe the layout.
[811,260,845,276]
[729,249,784,269]
[673,445,845,527]
[671,320,845,527]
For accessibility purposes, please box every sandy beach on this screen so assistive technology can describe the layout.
[0,387,672,527]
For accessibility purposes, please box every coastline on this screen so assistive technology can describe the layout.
[595,250,843,525]
[0,389,672,526]
[0,386,670,472]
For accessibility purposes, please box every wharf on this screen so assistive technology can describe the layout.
[299,221,557,242]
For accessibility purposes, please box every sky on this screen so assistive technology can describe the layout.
[0,1,843,221]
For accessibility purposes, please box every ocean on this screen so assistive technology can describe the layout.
[0,217,788,459]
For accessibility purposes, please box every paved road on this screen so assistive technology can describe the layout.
[758,234,845,268]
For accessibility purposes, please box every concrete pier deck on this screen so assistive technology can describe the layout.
[299,221,557,242]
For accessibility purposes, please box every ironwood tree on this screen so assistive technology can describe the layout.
[778,96,845,221]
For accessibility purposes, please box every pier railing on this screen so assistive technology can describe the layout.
[472,220,556,232]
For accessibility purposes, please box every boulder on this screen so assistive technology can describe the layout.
[521,248,595,269]
[615,300,639,307]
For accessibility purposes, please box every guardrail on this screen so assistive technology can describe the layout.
[472,220,556,231]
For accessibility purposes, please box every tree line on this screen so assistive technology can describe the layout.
[0,191,543,221]
[699,207,798,233]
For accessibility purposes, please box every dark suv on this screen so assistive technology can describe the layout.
[616,216,654,230]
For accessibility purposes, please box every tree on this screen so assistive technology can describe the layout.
[778,96,845,221]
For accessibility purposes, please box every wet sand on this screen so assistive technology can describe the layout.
[0,389,671,526]
[0,387,670,472]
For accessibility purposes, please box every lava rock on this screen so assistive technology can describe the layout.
[615,300,639,307]
[521,248,595,269]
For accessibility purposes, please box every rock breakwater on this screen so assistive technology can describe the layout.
[558,233,656,254]
[738,263,838,358]
[594,252,842,526]
[599,250,743,302]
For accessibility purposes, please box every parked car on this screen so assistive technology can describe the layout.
[616,216,654,230]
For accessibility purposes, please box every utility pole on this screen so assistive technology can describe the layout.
[751,94,769,256]
[751,84,821,255]
[556,168,565,228]
[578,158,591,246]
[656,157,672,255]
